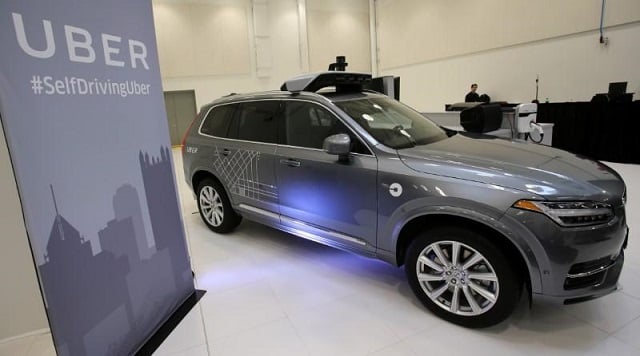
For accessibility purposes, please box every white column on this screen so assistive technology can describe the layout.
[297,0,310,72]
[369,0,378,76]
[252,0,272,78]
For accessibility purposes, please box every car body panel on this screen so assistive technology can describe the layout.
[275,145,378,248]
[399,133,625,204]
[503,205,627,297]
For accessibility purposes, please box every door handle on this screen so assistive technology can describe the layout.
[280,159,301,167]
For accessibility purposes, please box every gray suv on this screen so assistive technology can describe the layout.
[182,72,628,328]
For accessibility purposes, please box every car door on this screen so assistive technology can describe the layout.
[275,100,378,252]
[216,100,281,222]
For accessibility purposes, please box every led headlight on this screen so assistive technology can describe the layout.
[513,200,614,227]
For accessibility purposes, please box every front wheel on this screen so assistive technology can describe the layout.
[196,178,241,233]
[405,227,521,328]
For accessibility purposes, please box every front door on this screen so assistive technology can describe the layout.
[275,100,378,250]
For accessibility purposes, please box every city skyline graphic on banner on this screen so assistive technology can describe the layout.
[38,147,192,356]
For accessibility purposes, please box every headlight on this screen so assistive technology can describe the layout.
[513,200,614,227]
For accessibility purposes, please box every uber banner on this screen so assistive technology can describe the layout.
[0,1,194,355]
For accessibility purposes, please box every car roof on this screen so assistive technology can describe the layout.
[201,88,387,112]
[201,71,386,109]
[280,71,371,92]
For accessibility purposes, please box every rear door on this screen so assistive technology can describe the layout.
[275,100,378,251]
[213,100,281,220]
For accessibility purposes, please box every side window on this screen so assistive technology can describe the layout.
[283,101,371,154]
[228,101,279,144]
[200,105,234,137]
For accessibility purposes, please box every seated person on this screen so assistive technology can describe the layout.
[465,83,490,102]
[465,83,479,102]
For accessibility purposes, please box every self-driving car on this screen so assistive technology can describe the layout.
[182,71,628,328]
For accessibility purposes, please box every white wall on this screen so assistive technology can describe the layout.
[385,24,640,111]
[376,0,640,111]
[0,120,48,341]
[153,0,252,78]
[153,0,370,110]
[377,0,640,69]
[154,0,303,109]
[307,0,370,72]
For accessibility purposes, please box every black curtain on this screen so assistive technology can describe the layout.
[537,102,640,164]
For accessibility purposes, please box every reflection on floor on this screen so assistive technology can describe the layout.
[2,149,640,356]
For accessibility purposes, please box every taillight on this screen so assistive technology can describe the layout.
[181,114,199,154]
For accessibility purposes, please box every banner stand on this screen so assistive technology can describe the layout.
[135,290,206,356]
[1,1,197,354]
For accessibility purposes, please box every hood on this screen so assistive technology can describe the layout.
[398,133,625,204]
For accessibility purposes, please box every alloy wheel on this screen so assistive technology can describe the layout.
[415,240,499,316]
[199,186,224,227]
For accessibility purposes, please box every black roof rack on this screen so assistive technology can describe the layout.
[280,71,372,93]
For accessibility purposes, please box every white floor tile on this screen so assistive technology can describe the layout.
[619,260,640,300]
[193,253,270,294]
[582,336,640,356]
[287,298,400,356]
[199,280,286,341]
[24,333,55,356]
[347,277,442,340]
[0,335,36,356]
[156,344,209,356]
[209,317,308,356]
[267,261,356,315]
[310,252,408,293]
[153,304,207,356]
[483,304,610,355]
[562,290,640,333]
[612,314,640,350]
[368,341,418,356]
[400,323,530,356]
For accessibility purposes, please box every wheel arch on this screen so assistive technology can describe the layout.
[192,169,219,191]
[395,213,534,299]
[191,169,242,233]
[191,169,235,205]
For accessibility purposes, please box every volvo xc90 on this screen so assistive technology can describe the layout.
[182,72,628,328]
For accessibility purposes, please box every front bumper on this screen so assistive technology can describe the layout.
[506,206,628,305]
[533,250,624,305]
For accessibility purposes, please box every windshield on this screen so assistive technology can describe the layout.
[335,96,449,149]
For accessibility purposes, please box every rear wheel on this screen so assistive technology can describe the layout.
[405,227,521,328]
[196,178,241,233]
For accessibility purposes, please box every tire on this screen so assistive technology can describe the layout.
[405,226,521,328]
[196,178,241,233]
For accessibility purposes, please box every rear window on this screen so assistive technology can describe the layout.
[228,101,280,144]
[200,105,234,137]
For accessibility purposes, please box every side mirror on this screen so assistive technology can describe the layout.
[323,133,351,161]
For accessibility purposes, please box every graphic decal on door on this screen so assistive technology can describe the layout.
[212,147,277,201]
